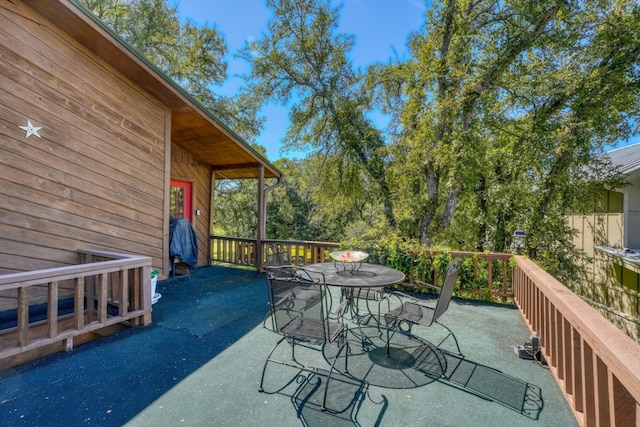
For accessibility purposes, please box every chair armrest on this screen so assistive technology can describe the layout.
[387,290,436,313]
[414,280,441,291]
[388,290,417,300]
[333,299,349,316]
[273,291,294,308]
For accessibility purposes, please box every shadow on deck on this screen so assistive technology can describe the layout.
[0,265,577,426]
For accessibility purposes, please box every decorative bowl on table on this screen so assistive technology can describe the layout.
[330,250,368,272]
[330,250,369,263]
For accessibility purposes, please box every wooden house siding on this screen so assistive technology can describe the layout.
[0,1,166,274]
[171,144,212,265]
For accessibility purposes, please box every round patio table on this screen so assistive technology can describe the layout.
[304,261,405,328]
[304,262,405,288]
[306,263,426,374]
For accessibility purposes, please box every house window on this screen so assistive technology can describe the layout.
[608,190,623,213]
[594,190,623,213]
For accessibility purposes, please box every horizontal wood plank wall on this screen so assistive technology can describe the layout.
[0,2,166,274]
[171,144,211,266]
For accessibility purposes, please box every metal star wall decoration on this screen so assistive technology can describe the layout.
[19,120,43,138]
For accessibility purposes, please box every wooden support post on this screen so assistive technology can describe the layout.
[256,165,265,272]
[86,273,96,323]
[210,170,216,265]
[563,318,573,395]
[583,343,596,427]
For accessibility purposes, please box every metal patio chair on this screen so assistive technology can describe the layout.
[262,252,330,328]
[265,243,291,267]
[259,266,349,411]
[383,262,462,357]
[262,244,292,327]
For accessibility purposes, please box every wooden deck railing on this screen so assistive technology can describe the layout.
[423,250,513,298]
[210,236,514,298]
[0,249,151,369]
[211,236,257,266]
[514,256,640,427]
[210,235,340,269]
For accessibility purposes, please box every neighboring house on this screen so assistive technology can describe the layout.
[0,0,281,277]
[603,142,640,249]
[568,143,640,340]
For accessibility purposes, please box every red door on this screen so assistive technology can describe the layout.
[170,180,192,221]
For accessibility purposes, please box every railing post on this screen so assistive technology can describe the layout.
[97,273,108,324]
[74,277,85,331]
[17,286,28,348]
[117,270,127,317]
[141,265,151,326]
[256,238,263,272]
[47,281,59,339]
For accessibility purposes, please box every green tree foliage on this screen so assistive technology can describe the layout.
[377,0,639,281]
[78,0,263,139]
[81,0,640,284]
[238,0,397,230]
[79,0,227,93]
[265,159,326,241]
[213,179,258,237]
[264,156,376,242]
[241,0,639,282]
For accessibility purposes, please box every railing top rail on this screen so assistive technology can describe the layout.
[261,239,340,247]
[77,248,147,260]
[210,235,256,242]
[210,235,340,247]
[516,256,640,399]
[427,250,514,261]
[0,249,151,288]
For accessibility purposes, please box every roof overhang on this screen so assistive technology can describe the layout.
[24,0,281,180]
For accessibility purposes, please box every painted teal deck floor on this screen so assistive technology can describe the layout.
[0,265,578,426]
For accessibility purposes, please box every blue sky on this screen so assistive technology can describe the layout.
[177,0,638,159]
[178,0,426,160]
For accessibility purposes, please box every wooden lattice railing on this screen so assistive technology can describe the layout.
[210,236,340,270]
[210,236,514,298]
[0,249,151,369]
[514,256,640,426]
[419,250,513,298]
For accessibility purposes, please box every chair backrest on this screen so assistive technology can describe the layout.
[432,264,460,323]
[266,244,291,267]
[265,266,331,339]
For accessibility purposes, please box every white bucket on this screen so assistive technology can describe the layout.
[150,277,161,304]
[151,276,158,295]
